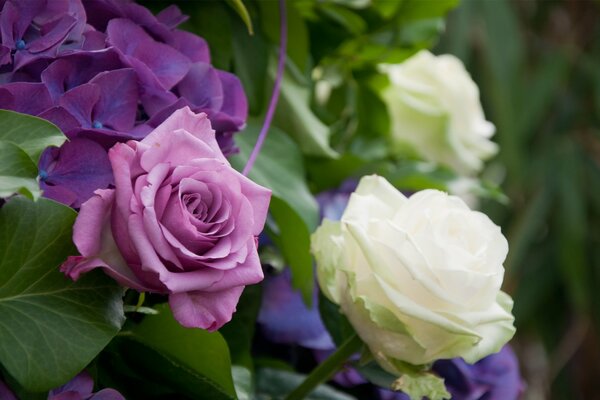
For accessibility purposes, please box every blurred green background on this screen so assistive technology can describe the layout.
[439,1,600,398]
[141,0,600,398]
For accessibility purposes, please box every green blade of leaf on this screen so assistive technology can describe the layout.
[226,0,254,35]
[0,196,125,391]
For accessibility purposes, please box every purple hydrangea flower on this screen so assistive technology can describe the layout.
[0,0,85,70]
[0,0,247,208]
[432,346,524,400]
[38,138,113,208]
[258,268,334,350]
[48,371,124,400]
[0,379,17,400]
[0,371,124,400]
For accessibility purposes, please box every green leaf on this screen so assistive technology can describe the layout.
[0,197,124,391]
[230,122,319,230]
[318,4,366,35]
[273,64,339,158]
[0,141,40,199]
[258,0,309,71]
[126,303,237,399]
[0,110,65,162]
[373,0,404,19]
[232,365,254,400]
[398,0,459,21]
[219,284,262,368]
[256,368,356,400]
[232,7,269,115]
[230,123,318,304]
[270,197,314,305]
[226,0,254,35]
[319,293,354,347]
[391,372,450,400]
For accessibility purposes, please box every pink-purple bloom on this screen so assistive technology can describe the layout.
[0,0,247,208]
[61,107,271,330]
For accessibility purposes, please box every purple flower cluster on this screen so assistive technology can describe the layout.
[0,0,247,207]
[1,371,124,400]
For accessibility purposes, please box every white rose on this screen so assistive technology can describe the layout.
[311,175,515,373]
[380,50,497,175]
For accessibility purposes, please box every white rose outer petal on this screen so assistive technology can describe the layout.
[311,175,516,372]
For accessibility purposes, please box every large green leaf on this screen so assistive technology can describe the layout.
[270,197,314,305]
[258,0,309,72]
[230,123,318,303]
[231,122,319,230]
[0,197,124,392]
[0,142,40,199]
[122,303,237,400]
[272,65,338,158]
[232,6,269,116]
[0,110,65,162]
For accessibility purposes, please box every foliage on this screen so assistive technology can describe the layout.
[438,0,600,398]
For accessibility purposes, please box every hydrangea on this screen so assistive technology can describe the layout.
[0,0,247,207]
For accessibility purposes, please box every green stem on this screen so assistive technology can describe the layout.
[285,334,363,400]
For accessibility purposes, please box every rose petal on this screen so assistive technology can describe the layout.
[169,286,245,331]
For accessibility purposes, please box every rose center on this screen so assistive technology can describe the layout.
[182,193,209,220]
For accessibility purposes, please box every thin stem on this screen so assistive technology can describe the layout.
[285,334,363,400]
[242,0,287,176]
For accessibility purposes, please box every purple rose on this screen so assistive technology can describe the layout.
[61,107,271,330]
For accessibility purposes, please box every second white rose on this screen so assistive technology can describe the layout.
[311,175,515,373]
[380,50,497,175]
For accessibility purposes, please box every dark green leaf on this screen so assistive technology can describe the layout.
[232,9,269,115]
[0,197,124,391]
[270,197,314,305]
[256,368,356,400]
[230,123,318,304]
[258,1,309,71]
[231,122,319,230]
[318,292,354,347]
[126,303,237,399]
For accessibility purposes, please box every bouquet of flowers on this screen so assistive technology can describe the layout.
[0,0,523,399]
